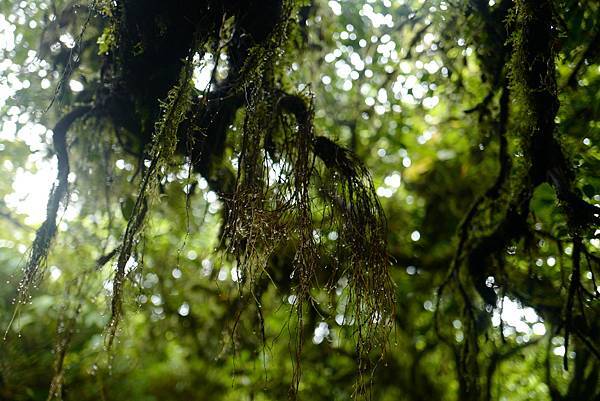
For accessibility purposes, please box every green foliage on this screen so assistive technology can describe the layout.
[1,1,599,401]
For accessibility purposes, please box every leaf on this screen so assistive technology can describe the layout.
[582,184,595,198]
[120,196,135,220]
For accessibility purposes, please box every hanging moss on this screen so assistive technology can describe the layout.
[13,0,395,397]
[108,54,196,344]
[430,1,600,399]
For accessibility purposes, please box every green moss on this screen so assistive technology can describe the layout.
[97,25,115,55]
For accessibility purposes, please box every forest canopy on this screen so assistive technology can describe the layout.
[0,0,599,400]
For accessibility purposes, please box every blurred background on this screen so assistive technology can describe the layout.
[1,0,599,400]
